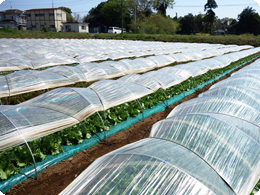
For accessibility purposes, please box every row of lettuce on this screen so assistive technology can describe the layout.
[0,49,259,181]
[61,57,260,195]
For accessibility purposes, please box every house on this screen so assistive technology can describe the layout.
[62,22,89,33]
[214,29,225,35]
[0,9,26,30]
[26,8,66,32]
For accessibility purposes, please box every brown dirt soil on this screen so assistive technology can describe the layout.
[5,59,258,195]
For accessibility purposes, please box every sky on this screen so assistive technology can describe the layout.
[0,0,260,19]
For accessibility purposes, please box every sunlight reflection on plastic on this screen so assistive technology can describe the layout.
[0,1,5,5]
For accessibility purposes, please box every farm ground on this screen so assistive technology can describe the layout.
[5,58,258,195]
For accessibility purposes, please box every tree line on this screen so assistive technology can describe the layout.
[61,0,260,35]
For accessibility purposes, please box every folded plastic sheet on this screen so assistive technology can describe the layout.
[167,96,260,128]
[150,114,260,195]
[60,138,235,195]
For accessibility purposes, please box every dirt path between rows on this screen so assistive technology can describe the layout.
[5,59,259,195]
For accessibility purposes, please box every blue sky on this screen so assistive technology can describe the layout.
[0,0,260,19]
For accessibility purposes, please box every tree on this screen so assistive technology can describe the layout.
[236,7,260,35]
[73,13,83,22]
[150,0,175,17]
[194,14,204,33]
[83,2,106,24]
[179,13,195,34]
[100,0,131,28]
[59,6,74,22]
[204,0,218,34]
[126,0,153,17]
[137,13,179,34]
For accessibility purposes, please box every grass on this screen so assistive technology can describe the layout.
[1,28,260,46]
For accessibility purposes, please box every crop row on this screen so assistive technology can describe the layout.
[0,47,257,106]
[61,57,260,195]
[0,38,251,72]
[0,53,258,182]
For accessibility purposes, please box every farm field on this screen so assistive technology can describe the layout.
[5,58,260,195]
[1,38,260,194]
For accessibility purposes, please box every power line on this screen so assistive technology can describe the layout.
[174,3,258,8]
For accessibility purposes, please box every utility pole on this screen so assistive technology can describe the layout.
[134,0,136,33]
[121,0,123,33]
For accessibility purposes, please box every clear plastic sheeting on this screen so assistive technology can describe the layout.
[210,77,260,92]
[77,62,125,82]
[60,138,234,195]
[20,87,103,121]
[0,47,260,99]
[143,71,184,89]
[44,66,86,83]
[146,55,176,67]
[0,70,74,98]
[118,74,161,92]
[150,114,260,195]
[0,79,153,151]
[167,96,260,128]
[200,86,260,110]
[0,38,255,72]
[0,105,79,151]
[89,80,153,110]
[158,66,192,79]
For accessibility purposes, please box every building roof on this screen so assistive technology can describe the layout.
[26,8,63,11]
[2,9,23,14]
[0,20,17,24]
[62,22,89,25]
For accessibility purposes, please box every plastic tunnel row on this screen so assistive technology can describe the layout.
[60,58,260,195]
[0,46,259,99]
[0,38,253,71]
[0,46,259,155]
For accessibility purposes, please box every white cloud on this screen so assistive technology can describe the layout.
[255,0,260,6]
[0,0,5,5]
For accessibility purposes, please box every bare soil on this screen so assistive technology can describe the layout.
[5,60,257,195]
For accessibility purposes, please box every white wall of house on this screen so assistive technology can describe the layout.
[63,23,89,33]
